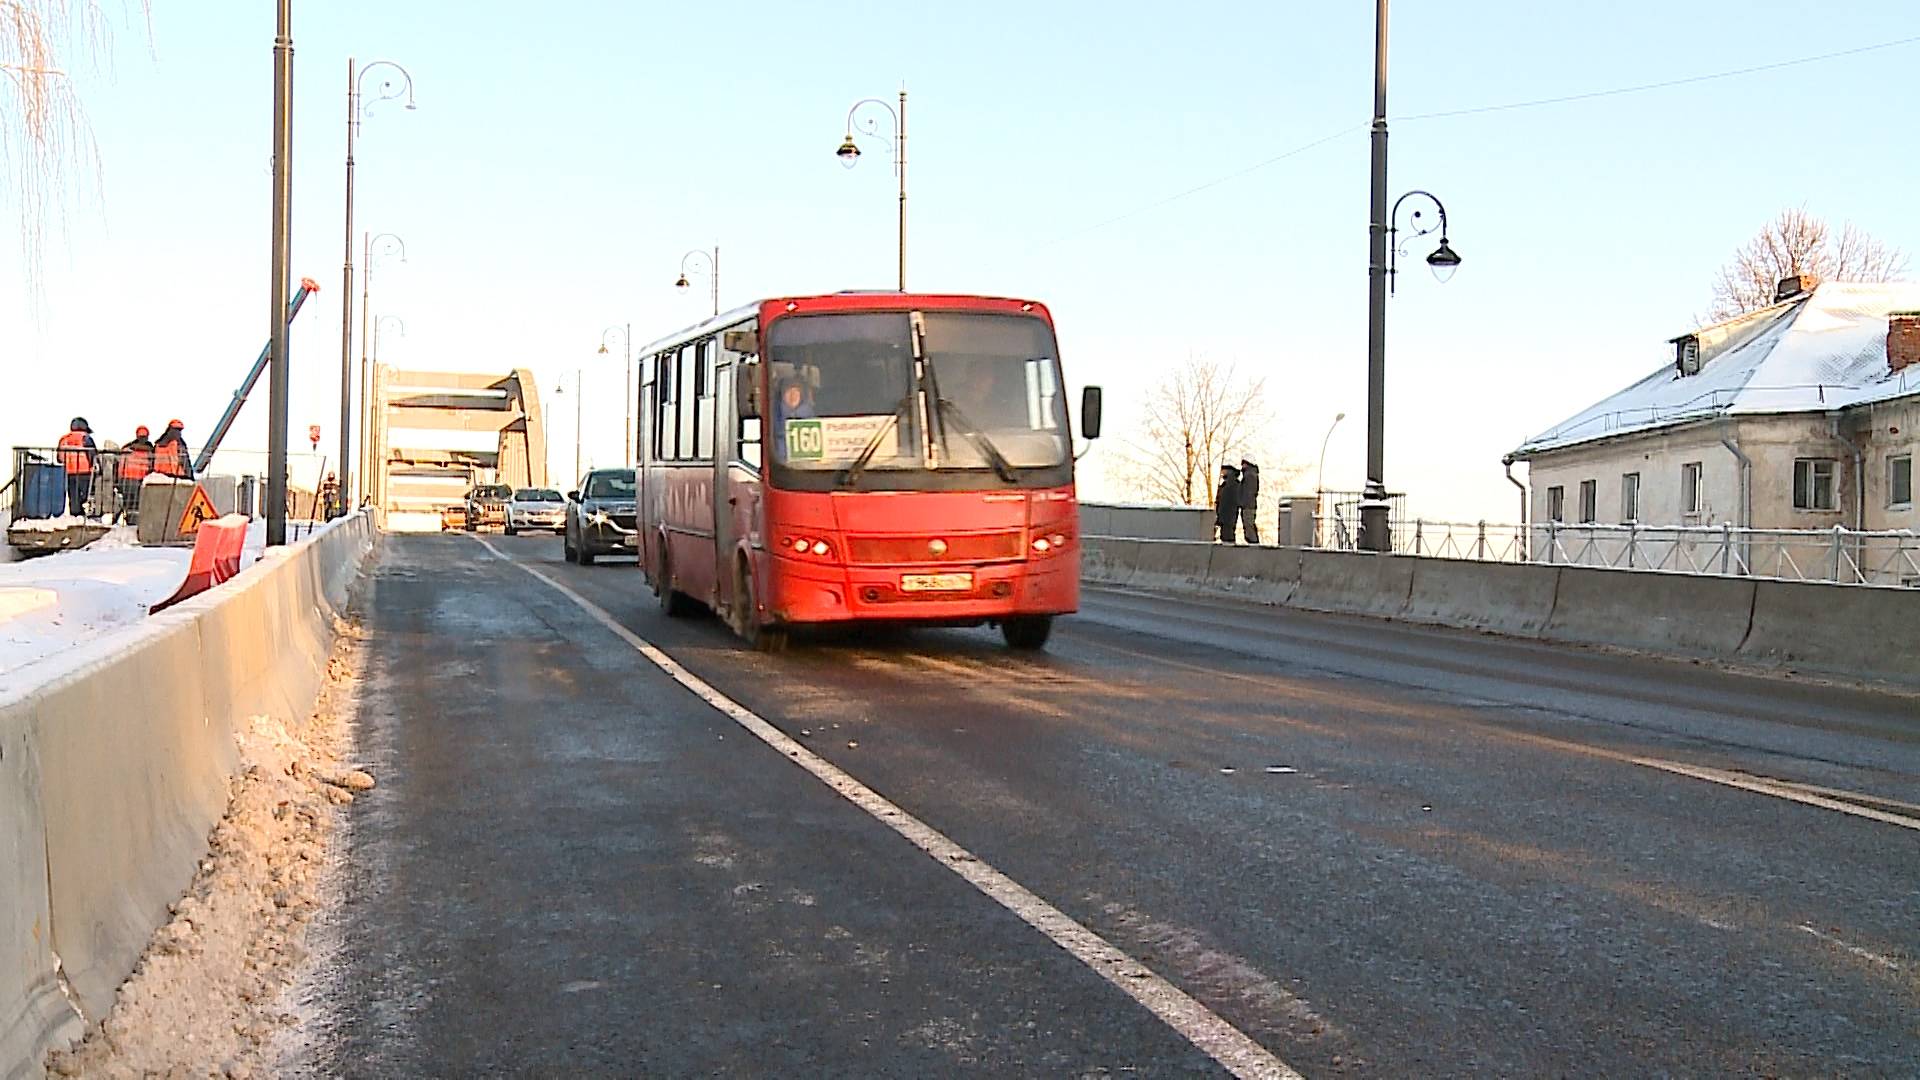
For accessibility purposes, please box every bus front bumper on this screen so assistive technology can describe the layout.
[767,556,1078,626]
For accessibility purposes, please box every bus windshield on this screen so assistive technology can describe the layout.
[766,311,1070,479]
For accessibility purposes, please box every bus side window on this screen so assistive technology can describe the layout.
[694,340,716,460]
[738,415,762,468]
[654,351,677,460]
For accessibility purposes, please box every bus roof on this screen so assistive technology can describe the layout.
[634,292,1052,357]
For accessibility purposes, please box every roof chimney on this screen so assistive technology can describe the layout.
[1890,312,1920,375]
[1774,274,1816,302]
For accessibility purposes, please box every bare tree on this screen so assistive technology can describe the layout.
[1110,354,1272,508]
[0,1,148,297]
[1709,206,1906,321]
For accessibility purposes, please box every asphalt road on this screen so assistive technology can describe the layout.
[294,532,1920,1078]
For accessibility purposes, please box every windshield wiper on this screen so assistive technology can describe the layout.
[835,393,915,488]
[933,396,1018,483]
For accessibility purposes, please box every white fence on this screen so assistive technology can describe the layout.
[1311,518,1920,589]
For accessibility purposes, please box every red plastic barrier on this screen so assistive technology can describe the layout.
[151,515,250,613]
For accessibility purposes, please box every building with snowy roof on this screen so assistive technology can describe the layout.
[1508,277,1920,542]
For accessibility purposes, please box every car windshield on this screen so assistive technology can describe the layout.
[584,473,635,500]
[766,311,1069,474]
[515,489,561,502]
[473,485,512,499]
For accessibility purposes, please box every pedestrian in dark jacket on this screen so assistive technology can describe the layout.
[1214,464,1241,543]
[1237,459,1261,544]
[117,425,156,523]
[154,420,194,479]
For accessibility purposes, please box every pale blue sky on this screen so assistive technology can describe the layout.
[3,1,1916,519]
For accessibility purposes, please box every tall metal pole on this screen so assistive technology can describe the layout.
[896,89,907,292]
[267,0,294,546]
[574,368,583,481]
[358,231,371,505]
[1359,0,1392,554]
[339,58,356,511]
[622,323,633,463]
[710,246,720,316]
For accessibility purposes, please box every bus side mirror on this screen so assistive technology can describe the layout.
[737,361,762,420]
[722,329,758,355]
[1080,385,1103,440]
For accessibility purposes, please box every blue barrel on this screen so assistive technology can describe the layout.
[20,461,66,519]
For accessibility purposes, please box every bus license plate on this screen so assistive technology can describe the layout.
[900,572,973,593]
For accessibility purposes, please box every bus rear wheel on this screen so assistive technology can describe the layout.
[1000,616,1053,651]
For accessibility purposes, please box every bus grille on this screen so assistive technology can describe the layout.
[847,532,1024,565]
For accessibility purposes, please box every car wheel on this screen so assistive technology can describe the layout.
[563,531,578,562]
[580,543,596,566]
[505,524,518,536]
[1001,616,1053,651]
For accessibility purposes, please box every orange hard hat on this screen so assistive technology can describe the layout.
[135,425,149,437]
[166,419,183,429]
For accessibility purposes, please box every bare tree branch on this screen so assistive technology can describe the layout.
[1708,205,1907,321]
[1108,354,1275,508]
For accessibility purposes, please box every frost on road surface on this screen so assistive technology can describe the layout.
[44,614,368,1080]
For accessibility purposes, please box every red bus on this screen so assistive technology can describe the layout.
[637,292,1102,651]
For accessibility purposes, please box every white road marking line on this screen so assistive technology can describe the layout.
[1798,924,1903,971]
[1073,635,1920,834]
[471,536,1302,1080]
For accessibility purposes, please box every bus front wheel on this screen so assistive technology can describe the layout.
[735,561,788,653]
[1000,616,1053,651]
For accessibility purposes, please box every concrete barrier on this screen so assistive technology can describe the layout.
[1201,545,1302,605]
[0,720,83,1080]
[1079,502,1212,541]
[1543,566,1756,657]
[1128,540,1214,593]
[0,512,374,1077]
[1080,537,1141,588]
[1402,558,1561,638]
[1739,579,1920,680]
[1289,549,1416,618]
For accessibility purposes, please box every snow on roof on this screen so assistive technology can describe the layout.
[1513,281,1920,457]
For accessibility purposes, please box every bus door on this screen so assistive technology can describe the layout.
[713,324,762,618]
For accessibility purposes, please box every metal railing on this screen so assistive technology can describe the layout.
[5,446,148,525]
[1310,516,1920,588]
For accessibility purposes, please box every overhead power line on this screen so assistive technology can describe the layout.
[1038,32,1920,250]
[1398,33,1920,121]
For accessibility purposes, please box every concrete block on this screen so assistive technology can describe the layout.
[1129,540,1214,593]
[1402,559,1561,638]
[133,477,196,545]
[1202,545,1302,604]
[31,619,226,1020]
[0,718,83,1080]
[1080,537,1141,587]
[1289,550,1415,618]
[1543,566,1756,658]
[1740,580,1920,684]
[1078,502,1212,541]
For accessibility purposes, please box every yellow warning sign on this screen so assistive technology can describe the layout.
[177,485,220,535]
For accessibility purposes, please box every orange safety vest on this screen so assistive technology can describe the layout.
[122,444,155,481]
[154,438,188,477]
[57,431,94,475]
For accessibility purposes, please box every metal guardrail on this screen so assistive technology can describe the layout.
[5,446,148,525]
[1309,516,1920,588]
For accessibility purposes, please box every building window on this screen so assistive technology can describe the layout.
[1891,455,1913,508]
[1620,472,1640,522]
[1578,479,1597,523]
[1546,486,1565,522]
[1793,458,1837,511]
[1680,462,1703,515]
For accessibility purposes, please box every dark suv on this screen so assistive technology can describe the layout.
[564,469,637,565]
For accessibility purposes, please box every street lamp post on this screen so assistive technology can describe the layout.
[267,0,294,547]
[1316,411,1346,499]
[357,232,405,504]
[597,324,633,463]
[554,369,583,482]
[835,88,906,291]
[339,58,414,509]
[368,315,404,509]
[1360,0,1461,553]
[674,246,720,317]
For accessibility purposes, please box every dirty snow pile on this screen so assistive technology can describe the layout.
[45,623,369,1080]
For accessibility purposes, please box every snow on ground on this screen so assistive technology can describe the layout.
[0,518,301,681]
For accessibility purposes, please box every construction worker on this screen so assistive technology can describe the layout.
[154,419,194,479]
[117,425,156,523]
[319,471,341,519]
[56,417,97,517]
